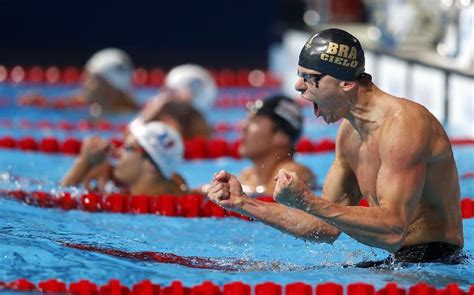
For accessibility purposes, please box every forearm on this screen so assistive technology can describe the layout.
[61,159,90,186]
[302,191,405,252]
[237,197,340,243]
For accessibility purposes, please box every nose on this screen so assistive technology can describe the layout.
[295,77,307,93]
[114,146,122,158]
[241,118,250,134]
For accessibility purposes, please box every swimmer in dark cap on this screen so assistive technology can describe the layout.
[207,28,464,267]
[238,95,316,195]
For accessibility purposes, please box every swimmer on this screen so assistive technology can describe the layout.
[18,48,139,117]
[61,121,187,196]
[136,64,217,139]
[82,48,139,117]
[207,28,464,266]
[164,64,218,113]
[238,95,316,195]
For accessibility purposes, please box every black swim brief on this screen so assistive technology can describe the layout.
[353,242,467,268]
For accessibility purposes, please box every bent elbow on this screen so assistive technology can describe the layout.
[302,228,341,244]
[384,226,408,252]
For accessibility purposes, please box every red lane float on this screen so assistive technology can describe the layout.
[0,64,282,88]
[0,118,242,133]
[2,136,474,159]
[1,189,473,219]
[1,279,471,295]
[0,136,340,158]
[0,189,251,220]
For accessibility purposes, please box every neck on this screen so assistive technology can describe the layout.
[251,149,293,186]
[102,91,139,113]
[129,174,179,196]
[345,84,386,139]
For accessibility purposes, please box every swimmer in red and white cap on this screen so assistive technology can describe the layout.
[207,28,464,267]
[61,121,187,196]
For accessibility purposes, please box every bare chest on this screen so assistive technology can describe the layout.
[344,139,381,204]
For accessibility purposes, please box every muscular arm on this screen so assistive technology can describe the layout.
[299,117,429,252]
[233,123,361,243]
[238,158,359,243]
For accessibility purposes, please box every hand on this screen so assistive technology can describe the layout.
[79,136,112,167]
[82,161,114,192]
[207,170,247,210]
[274,169,311,210]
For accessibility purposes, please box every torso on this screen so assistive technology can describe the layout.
[340,97,463,248]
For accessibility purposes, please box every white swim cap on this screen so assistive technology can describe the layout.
[85,48,133,93]
[164,64,218,111]
[129,120,184,179]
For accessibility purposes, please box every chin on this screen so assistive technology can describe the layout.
[238,146,247,158]
[112,169,124,183]
[323,114,340,124]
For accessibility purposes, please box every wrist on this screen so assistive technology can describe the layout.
[233,193,250,214]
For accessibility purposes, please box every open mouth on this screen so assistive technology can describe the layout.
[313,102,320,117]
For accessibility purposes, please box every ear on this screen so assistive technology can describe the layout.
[272,130,291,147]
[143,159,159,174]
[340,81,357,92]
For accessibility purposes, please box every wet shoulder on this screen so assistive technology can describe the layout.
[381,98,451,159]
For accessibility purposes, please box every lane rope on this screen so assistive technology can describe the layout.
[1,135,473,159]
[1,278,471,294]
[1,189,473,219]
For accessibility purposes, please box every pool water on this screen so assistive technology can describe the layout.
[0,84,473,289]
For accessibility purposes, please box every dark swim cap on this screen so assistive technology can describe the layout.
[299,28,365,81]
[249,95,303,144]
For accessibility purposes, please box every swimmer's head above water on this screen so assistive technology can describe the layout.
[125,120,184,180]
[164,64,218,112]
[296,28,372,124]
[83,48,137,116]
[298,28,367,81]
[247,95,303,145]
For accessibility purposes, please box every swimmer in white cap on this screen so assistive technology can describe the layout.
[163,64,218,112]
[206,28,464,267]
[136,64,216,139]
[17,48,139,115]
[82,48,139,117]
[61,121,187,196]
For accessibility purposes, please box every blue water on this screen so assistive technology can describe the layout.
[0,83,473,290]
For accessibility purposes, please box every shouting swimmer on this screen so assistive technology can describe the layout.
[206,28,464,266]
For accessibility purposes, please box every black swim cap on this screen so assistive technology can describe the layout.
[299,28,365,81]
[249,95,303,144]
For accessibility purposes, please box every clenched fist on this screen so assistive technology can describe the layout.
[206,170,247,211]
[274,169,311,210]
